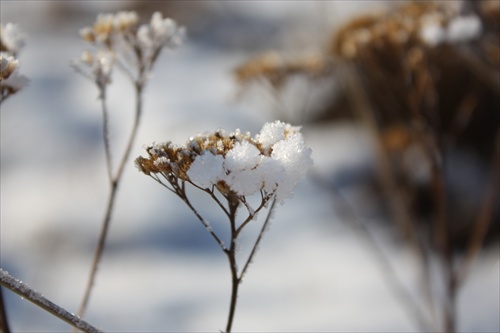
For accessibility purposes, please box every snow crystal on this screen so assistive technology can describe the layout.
[224,141,264,196]
[271,133,313,201]
[256,120,301,150]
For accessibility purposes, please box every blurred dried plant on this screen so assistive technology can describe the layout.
[233,50,338,123]
[329,1,499,332]
[235,1,499,332]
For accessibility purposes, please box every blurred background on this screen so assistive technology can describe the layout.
[1,1,498,332]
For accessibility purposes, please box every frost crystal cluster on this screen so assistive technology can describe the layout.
[136,120,313,204]
[73,11,185,85]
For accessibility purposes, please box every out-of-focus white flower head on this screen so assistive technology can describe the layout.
[0,23,26,55]
[73,50,115,88]
[76,10,185,83]
[137,12,186,53]
[1,52,29,101]
[0,52,19,79]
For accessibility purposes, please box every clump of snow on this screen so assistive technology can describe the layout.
[255,121,301,151]
[188,151,225,189]
[137,120,313,203]
[420,14,482,47]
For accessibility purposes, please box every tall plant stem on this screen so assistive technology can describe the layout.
[224,196,240,333]
[224,197,276,333]
[76,82,144,320]
[225,247,239,333]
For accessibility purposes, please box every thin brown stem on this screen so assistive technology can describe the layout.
[76,80,144,320]
[456,130,500,285]
[225,249,239,333]
[180,187,228,252]
[76,180,118,321]
[235,199,268,237]
[113,82,143,182]
[340,63,439,329]
[224,195,240,333]
[425,137,456,333]
[240,198,276,281]
[100,88,113,182]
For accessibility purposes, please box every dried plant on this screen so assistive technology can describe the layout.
[233,50,335,123]
[71,10,185,321]
[328,1,499,332]
[135,120,313,332]
[232,1,498,332]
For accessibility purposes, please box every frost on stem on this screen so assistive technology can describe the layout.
[135,120,313,206]
[72,10,185,87]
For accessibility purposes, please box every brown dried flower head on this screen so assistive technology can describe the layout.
[234,51,330,89]
[80,11,139,47]
[330,2,477,59]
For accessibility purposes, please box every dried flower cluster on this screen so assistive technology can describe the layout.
[136,120,312,204]
[329,0,499,256]
[234,51,330,89]
[0,23,28,102]
[73,11,185,87]
[332,2,483,59]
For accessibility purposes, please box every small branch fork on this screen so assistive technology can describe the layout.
[0,269,102,333]
[76,71,145,321]
[150,173,277,333]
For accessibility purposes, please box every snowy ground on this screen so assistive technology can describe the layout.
[1,1,499,332]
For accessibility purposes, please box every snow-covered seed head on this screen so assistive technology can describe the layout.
[136,120,313,202]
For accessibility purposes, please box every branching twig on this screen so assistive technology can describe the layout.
[179,185,228,252]
[240,198,276,281]
[456,130,500,285]
[76,80,144,320]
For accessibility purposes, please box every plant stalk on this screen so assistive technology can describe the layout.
[76,82,143,320]
[1,269,102,333]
